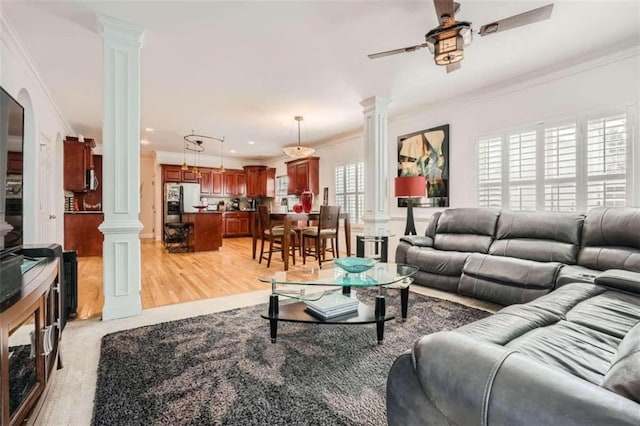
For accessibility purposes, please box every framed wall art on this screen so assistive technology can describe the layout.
[397,124,449,207]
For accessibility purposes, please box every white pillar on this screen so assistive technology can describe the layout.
[97,15,144,320]
[360,96,391,236]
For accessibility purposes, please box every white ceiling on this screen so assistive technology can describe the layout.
[4,1,640,160]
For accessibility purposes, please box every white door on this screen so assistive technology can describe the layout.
[39,137,55,242]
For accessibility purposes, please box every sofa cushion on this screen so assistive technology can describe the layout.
[489,211,583,263]
[458,253,561,305]
[578,247,640,272]
[405,246,469,277]
[433,208,500,253]
[579,207,640,272]
[602,322,640,403]
[398,235,433,247]
[410,270,460,293]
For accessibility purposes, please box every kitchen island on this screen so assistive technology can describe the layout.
[182,211,224,252]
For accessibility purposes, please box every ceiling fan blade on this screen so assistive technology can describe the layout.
[479,3,554,37]
[433,0,455,26]
[446,62,461,73]
[367,43,429,60]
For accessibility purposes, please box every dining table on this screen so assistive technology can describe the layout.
[252,211,351,271]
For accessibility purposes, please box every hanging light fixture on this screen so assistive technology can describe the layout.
[181,140,188,171]
[183,131,224,177]
[282,116,315,159]
[219,138,225,173]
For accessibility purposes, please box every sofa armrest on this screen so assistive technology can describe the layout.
[595,269,640,294]
[399,235,433,247]
[392,331,640,426]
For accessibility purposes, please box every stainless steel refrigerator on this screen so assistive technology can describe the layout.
[179,183,201,213]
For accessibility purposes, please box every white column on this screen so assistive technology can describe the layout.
[360,96,391,236]
[97,15,144,320]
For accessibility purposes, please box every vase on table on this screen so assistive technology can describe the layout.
[301,190,314,213]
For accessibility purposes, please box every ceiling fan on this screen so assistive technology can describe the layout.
[368,0,554,73]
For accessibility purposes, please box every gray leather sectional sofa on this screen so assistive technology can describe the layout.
[388,207,640,425]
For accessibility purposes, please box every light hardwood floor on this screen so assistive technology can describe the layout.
[76,237,327,320]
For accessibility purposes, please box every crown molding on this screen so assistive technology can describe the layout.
[0,5,75,136]
[390,42,640,126]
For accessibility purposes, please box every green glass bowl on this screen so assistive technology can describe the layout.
[333,257,377,273]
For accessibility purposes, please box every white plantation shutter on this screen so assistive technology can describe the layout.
[477,137,502,207]
[544,123,577,211]
[334,161,364,224]
[475,108,633,211]
[586,114,628,208]
[509,131,537,181]
[508,131,536,210]
[335,166,345,214]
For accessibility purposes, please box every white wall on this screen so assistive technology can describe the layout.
[0,9,73,246]
[301,49,640,256]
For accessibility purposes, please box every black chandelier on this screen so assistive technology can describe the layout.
[182,131,225,176]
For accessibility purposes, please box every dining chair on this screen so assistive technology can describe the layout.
[258,205,297,268]
[302,205,340,268]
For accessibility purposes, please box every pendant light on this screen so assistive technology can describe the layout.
[282,116,315,159]
[219,138,225,173]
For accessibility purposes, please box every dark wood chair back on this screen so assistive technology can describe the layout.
[319,205,340,233]
[258,205,272,232]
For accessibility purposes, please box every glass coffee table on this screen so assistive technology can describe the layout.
[259,263,418,344]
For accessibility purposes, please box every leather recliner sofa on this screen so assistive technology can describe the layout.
[388,207,640,425]
[395,207,640,305]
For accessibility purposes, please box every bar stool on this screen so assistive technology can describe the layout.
[164,223,191,253]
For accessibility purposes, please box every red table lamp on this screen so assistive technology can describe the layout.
[395,176,426,235]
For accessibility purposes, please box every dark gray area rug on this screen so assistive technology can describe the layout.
[93,289,489,426]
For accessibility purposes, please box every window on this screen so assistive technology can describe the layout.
[544,123,577,211]
[335,161,364,224]
[586,114,628,208]
[508,130,537,211]
[478,136,502,208]
[477,109,634,211]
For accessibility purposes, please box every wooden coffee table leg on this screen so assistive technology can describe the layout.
[400,286,409,322]
[268,294,279,343]
[375,295,386,344]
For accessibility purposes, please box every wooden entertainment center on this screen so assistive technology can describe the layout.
[0,254,61,425]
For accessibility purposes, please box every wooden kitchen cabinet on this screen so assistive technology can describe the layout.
[64,213,104,256]
[64,137,95,192]
[286,157,319,195]
[7,151,22,174]
[224,169,247,197]
[181,169,199,183]
[200,168,213,195]
[163,165,182,182]
[223,211,251,237]
[244,165,275,198]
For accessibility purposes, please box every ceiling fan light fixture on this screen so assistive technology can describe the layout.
[434,35,464,65]
[283,116,315,159]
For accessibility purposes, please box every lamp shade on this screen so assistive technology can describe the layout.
[395,176,426,198]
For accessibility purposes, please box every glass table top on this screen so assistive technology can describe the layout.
[260,262,417,287]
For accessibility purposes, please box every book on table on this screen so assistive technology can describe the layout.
[305,291,358,320]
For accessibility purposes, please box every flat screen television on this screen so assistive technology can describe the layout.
[0,86,25,257]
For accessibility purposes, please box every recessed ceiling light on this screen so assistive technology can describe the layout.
[140,139,150,145]
[144,127,155,132]
[229,149,236,153]
[248,141,255,145]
